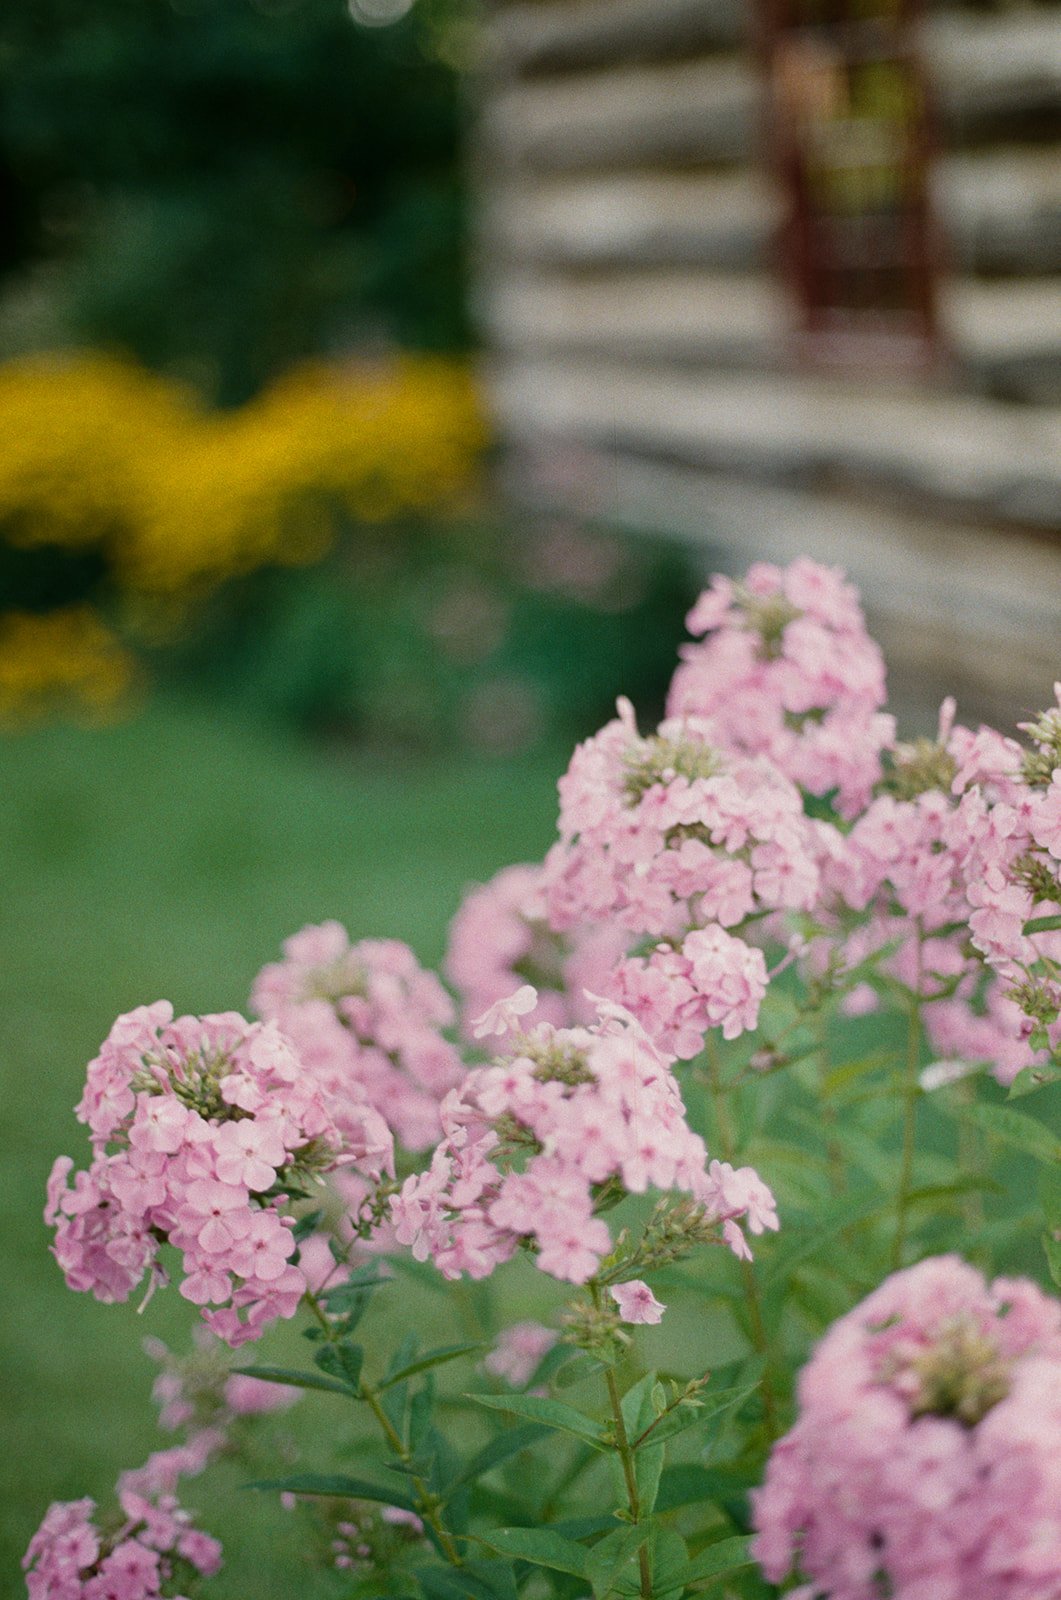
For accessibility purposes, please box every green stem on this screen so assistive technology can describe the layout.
[816,1008,845,1197]
[360,1385,464,1567]
[602,1359,653,1600]
[891,932,924,1271]
[301,1291,463,1567]
[704,1043,779,1440]
[957,1072,987,1247]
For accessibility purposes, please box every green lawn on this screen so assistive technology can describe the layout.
[0,695,571,1587]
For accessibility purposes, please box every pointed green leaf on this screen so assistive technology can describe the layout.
[231,1364,351,1397]
[1043,1232,1061,1288]
[471,1392,607,1448]
[650,1527,690,1600]
[248,1472,415,1509]
[655,1462,757,1514]
[635,1442,664,1516]
[415,1561,517,1600]
[1040,1165,1061,1229]
[620,1371,658,1436]
[378,1343,481,1392]
[586,1524,652,1599]
[956,1099,1061,1165]
[446,1423,551,1495]
[636,1381,760,1448]
[291,1209,324,1243]
[473,1526,589,1579]
[1008,1059,1061,1099]
[314,1340,363,1393]
[679,1534,754,1590]
[761,1194,886,1290]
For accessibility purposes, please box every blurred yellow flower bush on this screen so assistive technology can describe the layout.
[0,350,485,721]
[0,606,136,728]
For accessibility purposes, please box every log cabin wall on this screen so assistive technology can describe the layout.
[471,0,1061,728]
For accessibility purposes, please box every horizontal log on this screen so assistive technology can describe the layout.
[929,11,1061,131]
[487,0,745,77]
[486,354,1061,527]
[479,149,1061,275]
[481,57,753,172]
[476,271,1061,401]
[480,170,776,270]
[488,0,1061,103]
[499,445,1061,731]
[482,15,1061,172]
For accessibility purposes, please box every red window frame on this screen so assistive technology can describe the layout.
[754,0,944,370]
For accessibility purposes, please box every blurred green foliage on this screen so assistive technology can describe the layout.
[0,0,471,402]
[155,516,700,752]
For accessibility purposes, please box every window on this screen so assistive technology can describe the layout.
[756,0,941,366]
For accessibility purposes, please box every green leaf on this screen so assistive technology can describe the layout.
[231,1364,352,1397]
[314,1340,363,1394]
[1024,913,1061,935]
[324,1265,386,1303]
[761,1193,887,1291]
[379,1343,481,1391]
[1040,1165,1061,1229]
[903,1175,1002,1210]
[679,1534,754,1590]
[554,1351,606,1390]
[383,1253,450,1292]
[473,1526,589,1579]
[650,1527,690,1600]
[1008,1059,1061,1099]
[620,1371,658,1437]
[248,1472,415,1509]
[637,1381,760,1448]
[820,1050,898,1098]
[956,1099,1061,1165]
[586,1524,652,1599]
[655,1463,757,1515]
[471,1392,607,1448]
[415,1560,517,1600]
[291,1208,324,1243]
[1043,1232,1061,1288]
[321,1266,386,1334]
[635,1442,664,1517]
[446,1423,551,1494]
[523,1341,578,1390]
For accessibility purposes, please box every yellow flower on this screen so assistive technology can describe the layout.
[0,349,484,596]
[0,349,486,721]
[0,606,137,726]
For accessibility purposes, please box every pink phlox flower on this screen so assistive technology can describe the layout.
[211,1116,287,1191]
[611,1279,667,1325]
[472,984,539,1040]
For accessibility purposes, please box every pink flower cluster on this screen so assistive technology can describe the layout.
[752,1255,1061,1600]
[252,923,464,1151]
[805,694,1061,1084]
[46,1004,390,1346]
[667,558,893,817]
[389,993,777,1284]
[943,694,1061,1054]
[444,861,625,1036]
[543,697,818,1055]
[24,1489,222,1600]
